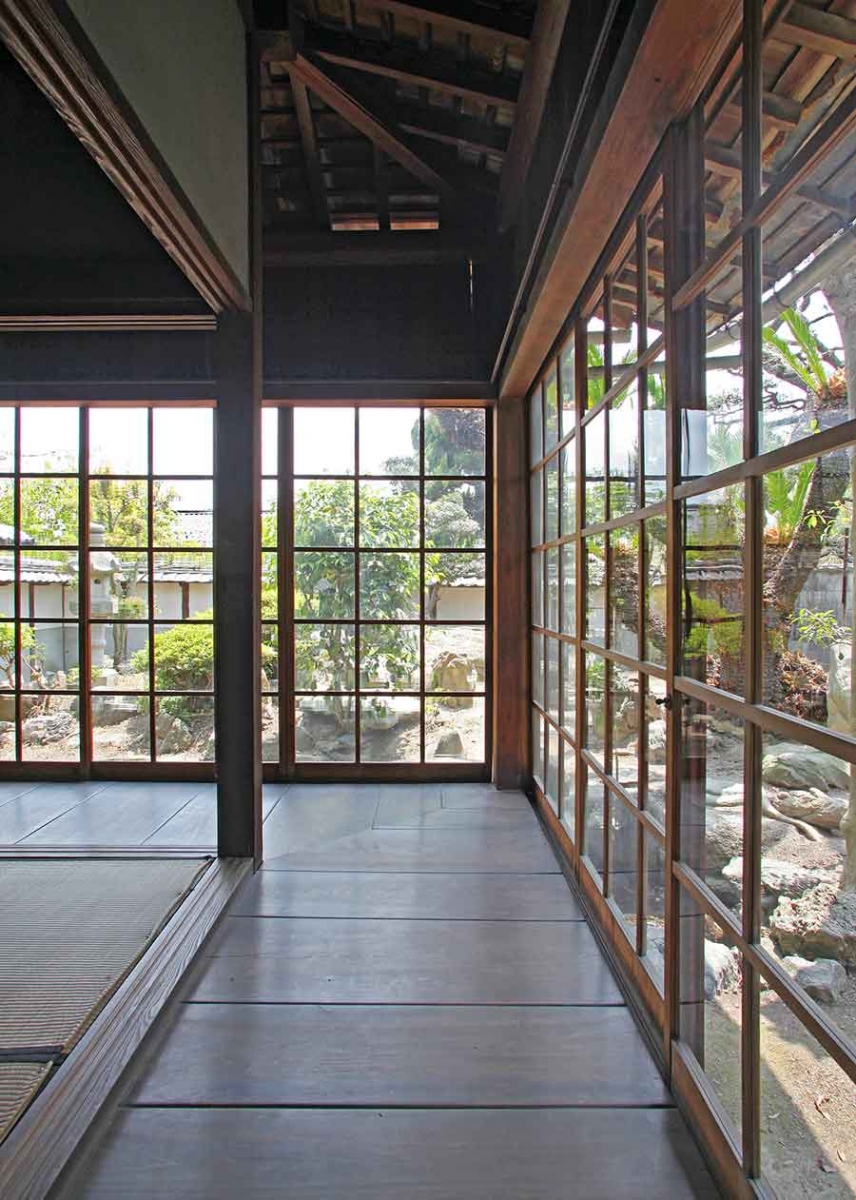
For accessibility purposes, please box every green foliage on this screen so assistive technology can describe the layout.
[684,594,743,659]
[790,607,848,648]
[763,307,831,398]
[132,612,213,718]
[0,475,179,547]
[764,460,815,544]
[0,622,34,687]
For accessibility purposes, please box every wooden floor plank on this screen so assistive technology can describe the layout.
[264,826,560,873]
[191,917,621,1004]
[58,1108,719,1199]
[0,784,107,846]
[373,787,534,828]
[261,785,380,858]
[229,869,584,920]
[19,784,204,846]
[0,782,39,808]
[143,790,278,848]
[130,1003,671,1108]
[440,784,532,810]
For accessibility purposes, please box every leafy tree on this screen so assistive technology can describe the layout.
[0,475,179,547]
[131,614,213,719]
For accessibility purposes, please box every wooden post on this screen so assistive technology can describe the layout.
[492,392,528,789]
[214,311,262,861]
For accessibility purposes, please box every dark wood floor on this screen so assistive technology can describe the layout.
[54,784,718,1198]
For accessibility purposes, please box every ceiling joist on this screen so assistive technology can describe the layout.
[774,3,856,61]
[349,1,531,52]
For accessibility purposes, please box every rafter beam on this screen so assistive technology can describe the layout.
[395,102,509,157]
[303,23,519,108]
[774,2,856,61]
[345,1,531,51]
[723,89,803,131]
[705,139,856,218]
[290,77,331,228]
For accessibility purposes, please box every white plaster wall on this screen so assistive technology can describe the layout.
[68,0,249,293]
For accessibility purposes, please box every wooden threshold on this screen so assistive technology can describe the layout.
[0,856,250,1200]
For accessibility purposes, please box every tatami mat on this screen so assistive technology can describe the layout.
[0,859,208,1053]
[0,1062,52,1143]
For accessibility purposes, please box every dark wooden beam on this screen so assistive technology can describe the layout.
[774,2,856,60]
[288,51,456,200]
[395,101,509,157]
[723,90,802,132]
[264,228,487,265]
[304,23,520,108]
[0,0,249,312]
[291,77,331,227]
[705,139,856,218]
[342,1,531,51]
[0,314,215,331]
[497,0,572,231]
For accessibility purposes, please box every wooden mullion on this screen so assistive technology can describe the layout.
[147,410,156,763]
[279,406,295,776]
[483,404,495,774]
[575,316,586,862]
[13,407,22,763]
[419,408,426,764]
[353,411,361,765]
[79,407,92,771]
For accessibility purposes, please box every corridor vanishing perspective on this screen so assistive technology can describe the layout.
[56,783,718,1199]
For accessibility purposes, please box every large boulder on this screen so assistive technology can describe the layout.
[781,955,847,1004]
[827,642,852,735]
[435,731,464,757]
[768,786,847,830]
[701,809,790,872]
[769,882,856,966]
[21,711,76,745]
[722,856,837,902]
[704,940,739,1001]
[762,744,850,791]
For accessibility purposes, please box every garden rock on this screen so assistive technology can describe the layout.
[762,744,850,792]
[647,719,667,763]
[770,882,856,966]
[827,643,852,735]
[295,725,315,754]
[768,786,847,830]
[782,955,847,1004]
[430,652,473,708]
[705,940,739,1001]
[158,717,192,755]
[92,698,139,727]
[704,809,790,871]
[21,711,76,745]
[722,856,836,901]
[435,731,464,757]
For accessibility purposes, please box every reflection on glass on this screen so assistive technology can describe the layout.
[560,336,575,438]
[532,633,544,709]
[262,695,279,762]
[360,696,421,762]
[561,437,576,534]
[425,553,485,620]
[562,741,576,841]
[21,407,79,473]
[359,408,419,475]
[683,264,743,480]
[585,651,606,766]
[261,623,278,691]
[682,486,744,693]
[562,641,575,737]
[294,408,354,476]
[532,706,544,785]
[530,387,543,467]
[545,455,559,543]
[426,625,485,692]
[546,547,560,631]
[296,695,355,761]
[154,409,213,476]
[643,392,666,505]
[609,799,638,938]
[531,551,544,629]
[426,696,485,761]
[644,677,667,826]
[643,835,665,991]
[609,383,639,518]
[585,535,606,644]
[585,410,606,526]
[546,723,560,814]
[294,551,355,619]
[678,888,743,1143]
[584,777,606,877]
[89,409,148,475]
[295,623,355,690]
[294,479,355,547]
[609,526,639,657]
[425,481,485,548]
[644,517,667,666]
[561,542,576,636]
[424,408,485,476]
[546,636,559,724]
[587,311,606,409]
[544,368,559,452]
[262,408,278,476]
[530,470,543,547]
[359,481,419,547]
[610,664,639,799]
[361,624,420,690]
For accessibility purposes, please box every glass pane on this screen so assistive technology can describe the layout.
[546,723,560,814]
[586,310,606,409]
[560,336,575,438]
[561,542,576,636]
[360,624,420,690]
[91,623,149,687]
[0,479,13,544]
[611,664,639,799]
[544,368,559,452]
[294,408,355,476]
[22,703,79,762]
[561,641,575,737]
[678,888,743,1143]
[532,632,544,709]
[20,621,77,690]
[531,707,544,786]
[155,696,214,761]
[295,479,355,547]
[680,695,744,915]
[545,455,559,543]
[585,535,606,645]
[360,552,419,619]
[360,696,421,761]
[359,408,419,475]
[262,695,279,763]
[609,526,639,657]
[531,551,544,629]
[295,623,355,691]
[262,408,278,476]
[89,409,148,475]
[261,552,277,620]
[20,478,78,545]
[155,481,213,547]
[0,622,15,687]
[261,480,278,547]
[645,676,667,827]
[530,470,543,547]
[20,407,78,472]
[0,575,13,620]
[426,696,485,761]
[609,799,638,939]
[609,382,639,518]
[295,695,356,761]
[88,479,149,547]
[425,481,485,548]
[359,481,419,547]
[643,398,667,506]
[153,622,214,693]
[92,693,150,761]
[561,437,576,534]
[562,739,576,841]
[262,623,278,691]
[682,485,745,694]
[425,553,485,621]
[530,387,543,467]
[585,651,606,765]
[294,551,355,619]
[424,408,485,476]
[546,547,559,632]
[426,625,485,692]
[583,777,606,877]
[644,517,667,666]
[19,551,78,618]
[154,409,213,476]
[643,834,665,992]
[546,636,559,724]
[153,553,213,619]
[0,408,14,472]
[584,410,606,526]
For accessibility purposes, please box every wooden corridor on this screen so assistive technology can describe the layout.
[55,784,719,1198]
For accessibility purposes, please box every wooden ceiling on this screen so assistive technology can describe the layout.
[258,0,537,252]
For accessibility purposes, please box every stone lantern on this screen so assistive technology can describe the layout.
[89,523,121,686]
